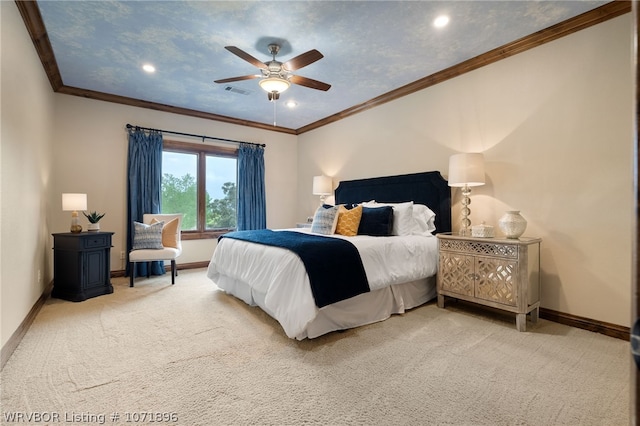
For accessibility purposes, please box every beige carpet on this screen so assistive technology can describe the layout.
[1,269,629,425]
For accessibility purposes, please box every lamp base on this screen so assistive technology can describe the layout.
[459,184,472,236]
[70,212,82,233]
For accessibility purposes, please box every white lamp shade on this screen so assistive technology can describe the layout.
[448,153,485,187]
[62,193,87,211]
[259,77,291,93]
[312,175,332,195]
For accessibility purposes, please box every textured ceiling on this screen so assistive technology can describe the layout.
[34,1,610,132]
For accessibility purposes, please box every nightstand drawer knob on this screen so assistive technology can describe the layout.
[467,273,480,280]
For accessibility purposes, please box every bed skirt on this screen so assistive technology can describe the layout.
[212,274,436,340]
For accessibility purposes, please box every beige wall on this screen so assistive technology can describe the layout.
[1,1,56,347]
[297,14,633,327]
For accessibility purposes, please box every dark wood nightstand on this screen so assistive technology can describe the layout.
[52,232,114,302]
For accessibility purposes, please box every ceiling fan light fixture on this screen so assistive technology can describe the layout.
[142,63,156,73]
[434,15,450,28]
[259,77,291,94]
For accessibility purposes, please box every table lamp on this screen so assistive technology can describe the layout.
[448,153,485,236]
[62,193,87,233]
[312,175,332,204]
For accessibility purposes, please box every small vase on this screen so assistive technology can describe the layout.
[498,211,527,239]
[87,223,100,232]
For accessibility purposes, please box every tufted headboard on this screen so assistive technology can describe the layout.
[334,171,451,234]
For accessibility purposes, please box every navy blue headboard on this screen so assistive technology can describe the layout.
[334,171,451,234]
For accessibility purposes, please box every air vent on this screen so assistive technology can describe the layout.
[224,86,252,96]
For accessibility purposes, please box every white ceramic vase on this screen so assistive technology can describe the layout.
[498,210,527,239]
[87,223,100,232]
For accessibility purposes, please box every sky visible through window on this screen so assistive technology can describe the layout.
[163,152,236,199]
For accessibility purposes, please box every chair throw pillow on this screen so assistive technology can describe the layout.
[132,221,164,250]
[150,217,180,248]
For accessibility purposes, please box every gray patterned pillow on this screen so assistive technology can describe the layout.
[133,221,164,249]
[311,205,339,235]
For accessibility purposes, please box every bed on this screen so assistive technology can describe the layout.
[207,171,451,339]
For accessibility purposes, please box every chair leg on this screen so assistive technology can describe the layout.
[130,263,135,287]
[171,260,176,285]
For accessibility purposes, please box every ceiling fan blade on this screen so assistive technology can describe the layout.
[289,75,331,91]
[282,49,324,71]
[224,46,268,70]
[214,75,259,84]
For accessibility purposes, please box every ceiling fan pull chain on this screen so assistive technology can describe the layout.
[273,98,277,126]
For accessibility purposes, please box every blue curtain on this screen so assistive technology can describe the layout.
[126,127,164,278]
[237,143,266,230]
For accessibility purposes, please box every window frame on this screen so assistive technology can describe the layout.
[162,139,238,240]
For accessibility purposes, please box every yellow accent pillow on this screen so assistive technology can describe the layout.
[150,217,180,248]
[335,204,363,236]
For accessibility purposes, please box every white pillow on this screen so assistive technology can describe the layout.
[412,204,437,235]
[363,201,414,236]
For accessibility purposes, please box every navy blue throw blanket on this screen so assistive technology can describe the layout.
[219,230,370,308]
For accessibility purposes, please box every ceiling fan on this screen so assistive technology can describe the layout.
[215,44,331,101]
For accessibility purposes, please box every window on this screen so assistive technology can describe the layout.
[162,140,237,239]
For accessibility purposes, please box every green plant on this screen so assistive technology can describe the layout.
[83,211,106,223]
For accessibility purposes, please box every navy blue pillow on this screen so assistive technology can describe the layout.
[357,206,394,236]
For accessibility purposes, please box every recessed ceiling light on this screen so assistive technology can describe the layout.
[434,15,449,28]
[286,100,298,108]
[142,64,156,73]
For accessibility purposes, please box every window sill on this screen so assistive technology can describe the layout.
[181,230,234,240]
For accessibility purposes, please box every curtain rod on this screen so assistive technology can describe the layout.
[125,124,265,148]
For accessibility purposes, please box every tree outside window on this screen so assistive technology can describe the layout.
[161,140,237,238]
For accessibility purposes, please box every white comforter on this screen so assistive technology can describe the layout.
[207,228,438,338]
